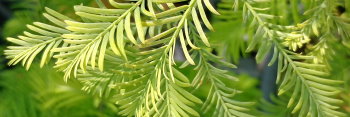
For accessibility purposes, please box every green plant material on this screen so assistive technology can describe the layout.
[3,0,350,116]
[238,0,347,116]
[208,20,247,64]
[207,0,247,63]
[4,0,254,116]
[258,94,291,117]
[2,12,37,38]
[0,65,117,117]
[230,74,261,101]
[326,40,350,115]
[1,0,95,38]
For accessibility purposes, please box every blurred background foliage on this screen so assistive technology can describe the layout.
[0,0,349,116]
[0,65,118,117]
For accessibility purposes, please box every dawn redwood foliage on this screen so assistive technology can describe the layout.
[3,0,350,116]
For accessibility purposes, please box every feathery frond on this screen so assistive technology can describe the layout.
[239,0,345,116]
[189,50,254,117]
[4,0,254,116]
[5,0,348,116]
[4,8,71,70]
